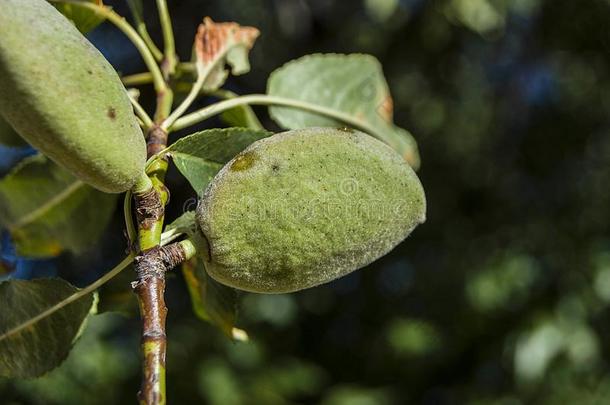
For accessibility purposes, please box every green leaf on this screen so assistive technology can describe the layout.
[53,0,106,34]
[0,155,117,258]
[182,257,247,341]
[167,128,271,195]
[0,117,27,148]
[267,53,420,168]
[0,278,96,378]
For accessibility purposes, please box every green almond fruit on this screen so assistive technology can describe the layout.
[0,0,145,193]
[197,127,426,293]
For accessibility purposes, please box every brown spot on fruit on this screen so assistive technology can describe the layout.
[230,151,257,171]
[337,126,354,133]
[107,107,116,120]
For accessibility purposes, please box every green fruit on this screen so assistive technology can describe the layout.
[197,127,426,293]
[0,0,145,193]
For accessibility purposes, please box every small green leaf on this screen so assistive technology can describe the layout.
[53,0,106,34]
[267,53,420,168]
[0,278,96,378]
[0,117,27,148]
[0,155,117,258]
[167,128,271,194]
[182,257,247,340]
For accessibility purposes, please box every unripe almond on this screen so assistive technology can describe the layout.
[197,127,426,293]
[0,0,146,193]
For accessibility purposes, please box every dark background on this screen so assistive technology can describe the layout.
[2,0,610,403]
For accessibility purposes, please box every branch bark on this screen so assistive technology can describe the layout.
[132,244,190,405]
[132,126,172,405]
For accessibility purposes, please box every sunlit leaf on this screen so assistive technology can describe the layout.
[53,0,106,34]
[267,53,420,168]
[0,278,96,378]
[0,155,117,258]
[182,257,247,340]
[166,128,271,194]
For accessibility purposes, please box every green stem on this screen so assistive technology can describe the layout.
[156,0,178,76]
[128,92,154,129]
[170,94,375,134]
[161,74,205,131]
[0,255,134,342]
[49,0,167,95]
[210,89,264,130]
[125,0,164,61]
[123,72,154,87]
[122,63,198,87]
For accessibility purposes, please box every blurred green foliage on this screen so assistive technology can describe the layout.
[2,0,610,403]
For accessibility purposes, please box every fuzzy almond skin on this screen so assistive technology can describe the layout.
[197,127,426,293]
[0,0,145,193]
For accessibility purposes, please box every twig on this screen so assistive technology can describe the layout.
[156,0,178,77]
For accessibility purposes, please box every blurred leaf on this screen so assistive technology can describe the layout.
[0,278,95,378]
[267,53,420,168]
[466,254,540,313]
[193,17,260,91]
[0,117,27,148]
[321,385,393,405]
[182,256,246,340]
[386,318,442,357]
[167,128,271,194]
[10,314,138,405]
[0,155,117,258]
[53,0,106,34]
[445,0,505,36]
